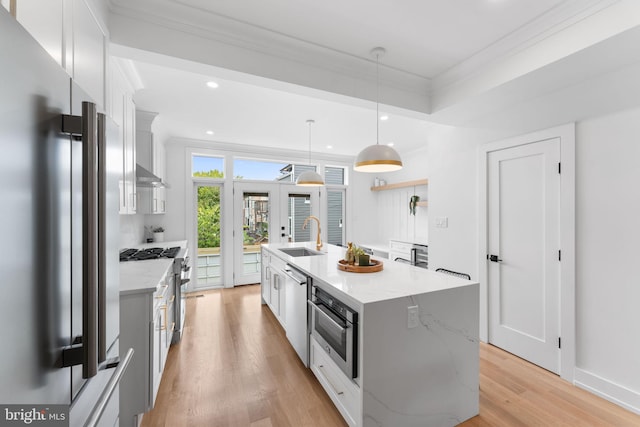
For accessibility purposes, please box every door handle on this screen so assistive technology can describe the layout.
[488,254,502,263]
[61,101,99,379]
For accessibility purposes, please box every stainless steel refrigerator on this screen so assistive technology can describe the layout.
[0,9,132,426]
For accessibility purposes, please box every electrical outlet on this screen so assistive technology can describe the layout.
[407,305,419,329]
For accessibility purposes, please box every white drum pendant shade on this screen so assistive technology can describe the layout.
[354,144,403,172]
[354,47,403,173]
[296,169,325,186]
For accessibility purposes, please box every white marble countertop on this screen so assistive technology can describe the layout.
[119,240,187,295]
[263,242,476,308]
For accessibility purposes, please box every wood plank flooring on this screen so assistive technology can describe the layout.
[141,285,640,426]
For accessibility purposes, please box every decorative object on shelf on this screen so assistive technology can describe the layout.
[296,119,325,186]
[354,47,403,173]
[153,226,165,243]
[409,195,420,215]
[337,259,383,273]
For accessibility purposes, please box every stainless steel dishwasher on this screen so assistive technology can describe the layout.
[283,264,310,366]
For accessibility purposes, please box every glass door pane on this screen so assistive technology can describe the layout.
[234,182,279,286]
[282,188,319,244]
[195,184,223,289]
[327,190,345,246]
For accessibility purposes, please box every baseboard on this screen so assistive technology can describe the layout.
[574,368,640,415]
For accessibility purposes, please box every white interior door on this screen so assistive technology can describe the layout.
[233,182,280,286]
[488,138,561,373]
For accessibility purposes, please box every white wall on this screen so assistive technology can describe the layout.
[573,108,640,410]
[417,109,640,414]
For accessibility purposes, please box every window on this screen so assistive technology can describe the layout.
[325,166,346,185]
[193,155,224,178]
[233,159,289,181]
[277,164,317,182]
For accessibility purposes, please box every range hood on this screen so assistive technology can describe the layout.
[136,164,168,188]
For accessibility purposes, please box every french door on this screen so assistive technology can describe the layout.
[233,182,280,286]
[232,183,320,286]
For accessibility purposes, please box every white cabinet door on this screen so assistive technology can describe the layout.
[71,0,105,108]
[14,0,64,66]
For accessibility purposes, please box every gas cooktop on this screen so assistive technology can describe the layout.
[120,246,181,262]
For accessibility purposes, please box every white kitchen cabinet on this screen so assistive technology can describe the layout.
[9,0,106,108]
[110,59,137,215]
[119,266,175,427]
[261,248,271,304]
[310,336,360,427]
[12,0,64,66]
[70,0,106,108]
[262,248,286,328]
[136,110,167,214]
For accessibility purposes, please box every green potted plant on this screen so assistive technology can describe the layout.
[353,245,370,266]
[153,226,165,243]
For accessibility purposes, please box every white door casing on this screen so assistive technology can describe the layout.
[478,123,575,381]
[488,138,560,373]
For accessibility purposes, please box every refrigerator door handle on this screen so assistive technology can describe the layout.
[97,112,106,364]
[61,101,99,379]
[85,348,134,427]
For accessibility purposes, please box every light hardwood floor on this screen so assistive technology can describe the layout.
[141,285,640,426]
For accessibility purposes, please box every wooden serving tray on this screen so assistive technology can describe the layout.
[337,259,383,273]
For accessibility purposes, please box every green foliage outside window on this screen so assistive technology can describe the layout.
[196,170,222,248]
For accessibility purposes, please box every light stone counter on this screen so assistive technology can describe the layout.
[263,241,479,427]
[263,241,474,308]
[119,240,187,295]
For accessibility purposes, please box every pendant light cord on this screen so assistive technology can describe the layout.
[307,119,314,165]
[376,52,380,146]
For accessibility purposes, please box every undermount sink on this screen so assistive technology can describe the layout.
[278,247,324,257]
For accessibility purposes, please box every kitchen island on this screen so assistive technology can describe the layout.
[262,242,479,427]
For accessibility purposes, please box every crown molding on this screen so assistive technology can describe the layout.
[108,0,430,93]
[432,0,620,92]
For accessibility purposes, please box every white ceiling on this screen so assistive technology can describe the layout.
[109,0,627,157]
[131,59,434,157]
[171,0,567,79]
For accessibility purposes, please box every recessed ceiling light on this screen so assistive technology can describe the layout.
[206,130,214,135]
[379,115,389,121]
[326,145,333,149]
[206,81,219,89]
[387,142,395,146]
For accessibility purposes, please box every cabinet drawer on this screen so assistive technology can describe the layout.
[389,240,413,255]
[310,337,360,426]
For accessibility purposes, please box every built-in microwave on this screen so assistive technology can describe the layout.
[308,285,358,379]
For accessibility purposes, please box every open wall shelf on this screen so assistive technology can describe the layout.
[370,178,428,192]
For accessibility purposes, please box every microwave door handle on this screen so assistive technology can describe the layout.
[307,300,348,332]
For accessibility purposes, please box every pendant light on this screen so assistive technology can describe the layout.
[296,119,325,186]
[354,47,403,172]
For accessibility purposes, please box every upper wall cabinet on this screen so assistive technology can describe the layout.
[111,59,137,215]
[8,0,106,109]
[71,0,106,109]
[11,0,64,66]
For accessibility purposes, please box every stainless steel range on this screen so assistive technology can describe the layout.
[120,245,191,343]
